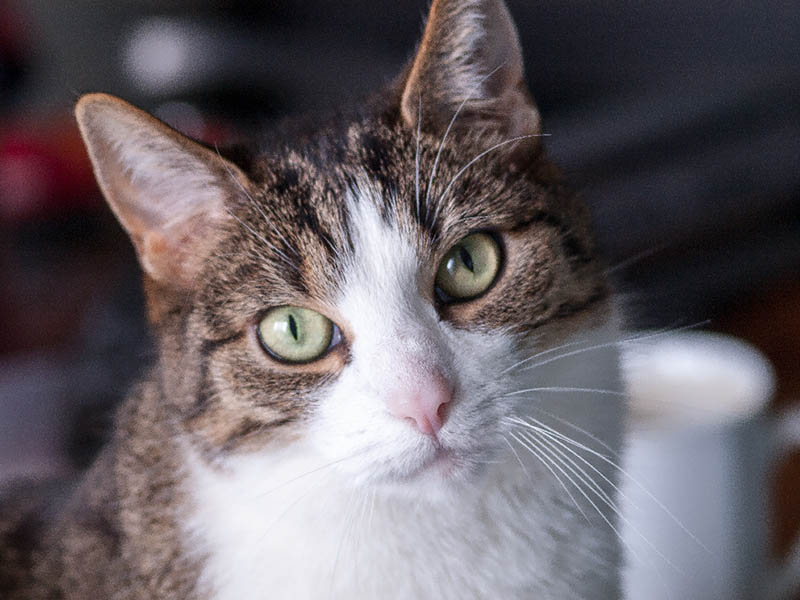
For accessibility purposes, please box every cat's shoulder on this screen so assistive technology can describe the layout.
[0,476,76,597]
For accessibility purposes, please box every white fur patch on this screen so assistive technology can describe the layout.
[184,177,625,599]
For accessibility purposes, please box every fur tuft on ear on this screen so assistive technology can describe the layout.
[401,0,540,138]
[75,93,248,288]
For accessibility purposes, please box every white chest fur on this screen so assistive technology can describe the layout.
[183,338,624,600]
[185,451,614,599]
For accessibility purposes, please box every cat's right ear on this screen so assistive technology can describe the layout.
[400,0,540,139]
[75,93,246,288]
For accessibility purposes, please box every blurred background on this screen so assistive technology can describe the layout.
[0,0,798,597]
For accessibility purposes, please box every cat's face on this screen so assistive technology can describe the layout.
[182,120,607,490]
[75,0,611,492]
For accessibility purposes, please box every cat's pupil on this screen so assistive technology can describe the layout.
[288,314,299,341]
[459,246,474,273]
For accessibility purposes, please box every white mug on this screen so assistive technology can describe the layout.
[621,331,780,599]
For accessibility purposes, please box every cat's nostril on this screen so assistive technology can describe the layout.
[436,401,449,425]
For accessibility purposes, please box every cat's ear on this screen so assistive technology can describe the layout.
[75,93,246,288]
[400,0,540,138]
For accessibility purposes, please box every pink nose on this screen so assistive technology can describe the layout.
[386,371,453,436]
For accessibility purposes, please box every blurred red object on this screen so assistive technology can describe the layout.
[0,117,99,223]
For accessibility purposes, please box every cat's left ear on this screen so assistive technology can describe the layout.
[400,0,540,138]
[75,93,246,288]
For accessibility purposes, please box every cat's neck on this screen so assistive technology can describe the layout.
[182,435,621,600]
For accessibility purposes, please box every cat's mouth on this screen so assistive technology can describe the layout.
[391,442,480,485]
[414,446,457,477]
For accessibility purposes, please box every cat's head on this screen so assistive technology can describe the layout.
[76,0,612,492]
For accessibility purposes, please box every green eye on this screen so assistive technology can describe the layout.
[257,306,335,363]
[435,232,501,301]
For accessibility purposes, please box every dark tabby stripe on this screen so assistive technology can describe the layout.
[221,416,297,451]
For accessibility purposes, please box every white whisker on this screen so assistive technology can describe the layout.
[504,321,698,375]
[415,93,422,220]
[525,406,621,458]
[329,486,361,596]
[511,416,710,556]
[435,133,549,209]
[255,447,375,498]
[503,386,627,398]
[500,335,594,375]
[520,428,619,514]
[516,430,654,571]
[508,417,634,511]
[604,244,665,276]
[424,64,505,221]
[503,435,532,483]
[223,207,298,272]
[254,477,329,542]
[509,431,590,524]
[216,146,300,259]
[525,427,684,581]
[366,487,377,535]
[516,320,712,374]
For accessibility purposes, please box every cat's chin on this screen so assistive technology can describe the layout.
[369,443,496,497]
[395,446,460,481]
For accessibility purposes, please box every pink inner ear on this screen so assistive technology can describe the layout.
[133,207,227,288]
[386,370,454,436]
[140,229,188,286]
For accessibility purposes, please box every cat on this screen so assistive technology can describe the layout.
[0,0,626,598]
